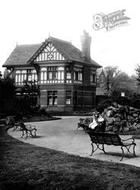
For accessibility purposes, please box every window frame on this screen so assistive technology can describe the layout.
[47,91,58,106]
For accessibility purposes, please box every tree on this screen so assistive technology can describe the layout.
[20,80,40,110]
[135,64,140,85]
[104,66,120,96]
[0,73,16,114]
[103,66,136,97]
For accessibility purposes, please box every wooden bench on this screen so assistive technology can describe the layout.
[86,131,136,161]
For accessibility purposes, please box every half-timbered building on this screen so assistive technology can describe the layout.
[3,33,101,113]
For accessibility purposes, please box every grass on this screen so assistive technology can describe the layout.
[0,125,140,190]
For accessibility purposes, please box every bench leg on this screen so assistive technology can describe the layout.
[90,143,98,156]
[120,147,124,161]
[124,144,136,157]
[121,144,136,161]
[90,143,107,156]
[90,143,94,156]
[95,144,107,154]
[125,145,131,154]
[133,144,136,157]
[102,144,106,154]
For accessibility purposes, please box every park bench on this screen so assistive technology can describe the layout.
[5,116,37,138]
[86,131,136,161]
[18,122,37,138]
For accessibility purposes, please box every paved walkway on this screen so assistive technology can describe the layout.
[8,116,140,167]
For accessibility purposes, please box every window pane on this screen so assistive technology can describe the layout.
[66,98,71,105]
[16,70,21,74]
[61,72,64,80]
[48,97,53,105]
[66,91,71,104]
[78,73,82,81]
[41,67,47,71]
[53,97,57,105]
[66,72,71,79]
[22,70,27,74]
[90,73,96,83]
[58,67,64,71]
[48,72,52,79]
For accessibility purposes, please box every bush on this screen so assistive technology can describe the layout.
[131,99,140,109]
[113,96,130,106]
[96,99,112,113]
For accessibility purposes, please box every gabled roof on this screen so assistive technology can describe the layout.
[3,44,41,67]
[3,37,101,68]
[96,68,107,77]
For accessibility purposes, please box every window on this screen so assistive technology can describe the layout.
[78,72,82,81]
[15,69,37,85]
[41,68,47,84]
[31,70,37,82]
[28,69,37,83]
[66,66,72,83]
[74,67,83,83]
[15,70,27,85]
[47,67,57,81]
[47,91,57,105]
[90,72,96,83]
[57,67,64,82]
[66,73,71,79]
[66,91,71,105]
[40,66,64,84]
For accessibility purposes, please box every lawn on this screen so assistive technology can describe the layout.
[0,125,140,190]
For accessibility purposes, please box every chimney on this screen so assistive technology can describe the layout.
[81,30,91,61]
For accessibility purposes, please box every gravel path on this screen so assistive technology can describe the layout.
[8,116,140,167]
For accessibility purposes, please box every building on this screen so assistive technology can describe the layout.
[3,32,101,113]
[96,68,107,96]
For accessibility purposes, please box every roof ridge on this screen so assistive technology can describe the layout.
[16,43,41,47]
[47,36,72,44]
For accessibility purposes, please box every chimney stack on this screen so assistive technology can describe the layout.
[81,30,91,61]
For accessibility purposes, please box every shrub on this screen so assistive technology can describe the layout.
[96,99,112,113]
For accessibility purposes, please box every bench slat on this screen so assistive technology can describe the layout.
[88,132,123,146]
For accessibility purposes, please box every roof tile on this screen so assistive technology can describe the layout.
[3,44,41,67]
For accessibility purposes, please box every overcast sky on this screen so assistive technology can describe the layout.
[0,0,140,76]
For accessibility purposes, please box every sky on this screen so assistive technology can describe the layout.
[0,0,140,76]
